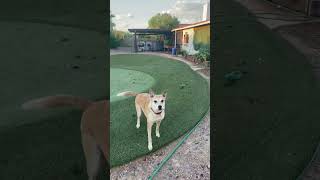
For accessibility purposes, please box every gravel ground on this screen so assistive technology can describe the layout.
[235,0,320,29]
[276,22,320,79]
[110,50,210,180]
[275,21,320,180]
[110,113,210,180]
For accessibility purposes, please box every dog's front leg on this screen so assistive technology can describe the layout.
[156,121,161,138]
[147,121,153,151]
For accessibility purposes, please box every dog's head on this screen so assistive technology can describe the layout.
[149,89,167,115]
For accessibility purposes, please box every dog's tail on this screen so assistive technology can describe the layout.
[22,95,93,110]
[116,91,138,97]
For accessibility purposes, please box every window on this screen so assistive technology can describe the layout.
[183,32,189,44]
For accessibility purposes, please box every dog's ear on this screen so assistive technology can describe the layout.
[162,91,167,98]
[149,89,155,97]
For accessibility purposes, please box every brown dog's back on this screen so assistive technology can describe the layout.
[22,95,109,162]
[81,100,109,161]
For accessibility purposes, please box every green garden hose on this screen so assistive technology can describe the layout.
[148,109,210,180]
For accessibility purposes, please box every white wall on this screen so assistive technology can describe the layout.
[181,28,198,55]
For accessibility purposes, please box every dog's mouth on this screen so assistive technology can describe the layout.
[151,108,162,115]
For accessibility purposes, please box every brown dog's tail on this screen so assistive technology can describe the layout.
[116,91,138,97]
[22,95,93,110]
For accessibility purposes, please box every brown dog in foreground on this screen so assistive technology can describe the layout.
[22,95,108,180]
[117,89,167,151]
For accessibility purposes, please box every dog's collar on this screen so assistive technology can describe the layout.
[151,108,162,115]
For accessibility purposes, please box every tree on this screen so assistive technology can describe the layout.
[148,13,179,30]
[110,13,120,48]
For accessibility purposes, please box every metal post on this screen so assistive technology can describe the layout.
[174,31,177,48]
[134,32,137,53]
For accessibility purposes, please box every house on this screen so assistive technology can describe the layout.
[172,20,210,55]
[171,2,210,55]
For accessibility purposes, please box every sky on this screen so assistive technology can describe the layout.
[111,0,210,31]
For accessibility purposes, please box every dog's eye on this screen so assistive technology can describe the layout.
[161,100,164,103]
[154,100,157,103]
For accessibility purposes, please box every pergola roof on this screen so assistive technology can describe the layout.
[128,29,172,35]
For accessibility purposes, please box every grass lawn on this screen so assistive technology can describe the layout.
[213,0,320,179]
[110,54,209,167]
[0,21,107,179]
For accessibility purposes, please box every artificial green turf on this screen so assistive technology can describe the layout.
[110,68,155,102]
[0,22,107,179]
[0,0,107,33]
[213,0,320,179]
[110,54,210,167]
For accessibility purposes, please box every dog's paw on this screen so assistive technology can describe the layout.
[148,144,153,151]
[156,133,160,138]
[136,124,140,129]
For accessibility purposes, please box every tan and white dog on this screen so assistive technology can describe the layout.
[21,95,108,180]
[117,89,167,151]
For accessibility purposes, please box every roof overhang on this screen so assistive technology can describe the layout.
[171,20,210,32]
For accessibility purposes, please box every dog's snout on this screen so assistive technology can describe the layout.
[158,105,162,110]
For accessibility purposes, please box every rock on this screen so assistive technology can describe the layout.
[72,65,80,69]
[179,83,186,89]
[60,37,69,42]
[224,71,243,81]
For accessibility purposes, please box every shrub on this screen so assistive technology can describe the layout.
[164,39,173,46]
[180,50,188,57]
[110,33,120,49]
[194,42,210,51]
[195,47,210,62]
